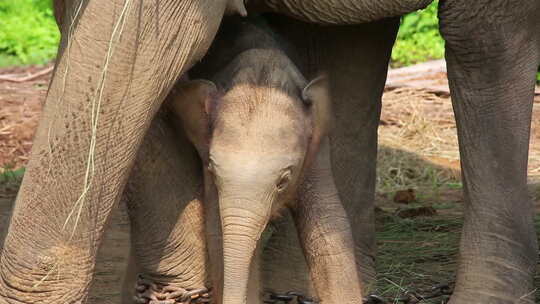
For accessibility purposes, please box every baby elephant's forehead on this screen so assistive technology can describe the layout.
[211,85,310,153]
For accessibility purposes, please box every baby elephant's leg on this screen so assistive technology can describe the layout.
[122,114,209,303]
[293,138,362,304]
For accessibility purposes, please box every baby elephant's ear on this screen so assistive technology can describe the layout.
[226,0,248,16]
[169,79,217,159]
[302,75,332,141]
[302,75,332,168]
[302,75,333,169]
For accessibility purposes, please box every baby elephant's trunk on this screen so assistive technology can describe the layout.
[220,198,270,304]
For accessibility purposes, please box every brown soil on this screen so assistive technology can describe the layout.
[1,64,539,302]
[0,65,50,170]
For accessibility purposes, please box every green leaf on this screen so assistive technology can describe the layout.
[0,0,59,66]
[392,1,444,67]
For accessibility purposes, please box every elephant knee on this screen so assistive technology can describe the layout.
[0,242,93,299]
[37,244,94,281]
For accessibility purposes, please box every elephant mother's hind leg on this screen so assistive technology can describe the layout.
[439,1,540,303]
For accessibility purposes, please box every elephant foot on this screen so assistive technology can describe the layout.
[448,291,535,304]
[133,275,211,304]
[448,290,536,304]
[357,256,376,293]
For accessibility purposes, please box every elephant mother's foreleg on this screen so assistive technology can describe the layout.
[0,0,225,302]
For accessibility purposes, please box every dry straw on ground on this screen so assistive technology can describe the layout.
[377,88,460,193]
[378,87,540,193]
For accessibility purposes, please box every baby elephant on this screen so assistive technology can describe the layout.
[170,24,363,304]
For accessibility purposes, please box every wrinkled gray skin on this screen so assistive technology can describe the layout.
[165,17,362,304]
[119,108,208,303]
[0,0,539,303]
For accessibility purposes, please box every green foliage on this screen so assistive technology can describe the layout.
[0,0,59,65]
[0,167,25,184]
[375,215,460,302]
[375,214,540,303]
[391,1,444,67]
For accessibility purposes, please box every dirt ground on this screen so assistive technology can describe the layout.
[1,64,540,303]
[0,65,48,169]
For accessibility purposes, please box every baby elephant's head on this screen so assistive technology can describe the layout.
[171,50,331,304]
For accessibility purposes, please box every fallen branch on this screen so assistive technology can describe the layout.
[0,66,53,83]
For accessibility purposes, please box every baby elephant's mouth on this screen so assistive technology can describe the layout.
[134,274,211,304]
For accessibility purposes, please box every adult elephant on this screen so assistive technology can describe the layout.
[0,0,539,303]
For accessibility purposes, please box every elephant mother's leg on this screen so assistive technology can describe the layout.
[439,1,540,303]
[267,16,399,291]
[122,113,207,303]
[0,1,225,302]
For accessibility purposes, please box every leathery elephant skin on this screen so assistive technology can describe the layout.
[0,0,236,303]
[0,0,538,303]
[169,17,362,304]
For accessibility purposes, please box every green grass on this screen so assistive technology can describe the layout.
[0,0,59,66]
[376,215,460,295]
[0,167,25,184]
[374,214,540,303]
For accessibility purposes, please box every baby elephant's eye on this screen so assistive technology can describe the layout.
[276,169,292,193]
